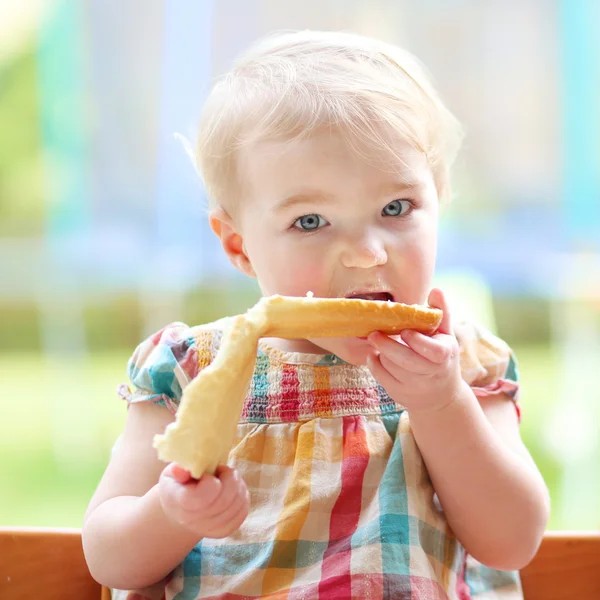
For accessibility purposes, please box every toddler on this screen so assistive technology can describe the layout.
[83,30,550,599]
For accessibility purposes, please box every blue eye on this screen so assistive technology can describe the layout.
[293,214,328,231]
[382,199,411,217]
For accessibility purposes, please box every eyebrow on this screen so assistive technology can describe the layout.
[274,190,338,213]
[378,181,424,196]
[275,180,424,213]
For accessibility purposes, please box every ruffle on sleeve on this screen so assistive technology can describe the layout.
[117,322,199,414]
[456,321,521,421]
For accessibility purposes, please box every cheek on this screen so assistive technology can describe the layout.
[248,239,329,296]
[407,214,437,263]
[390,222,436,264]
[389,222,437,298]
[407,228,437,267]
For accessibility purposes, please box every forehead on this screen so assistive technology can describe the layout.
[237,128,433,200]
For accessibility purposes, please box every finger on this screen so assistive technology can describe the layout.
[176,474,222,513]
[428,288,452,335]
[399,330,453,364]
[207,487,250,535]
[368,331,433,374]
[213,479,250,524]
[228,499,250,531]
[204,467,245,517]
[367,351,403,393]
[170,463,194,484]
[179,466,243,515]
[214,465,236,479]
[216,465,249,499]
[160,465,221,511]
[161,462,199,495]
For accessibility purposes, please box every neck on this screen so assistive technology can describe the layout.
[261,337,328,355]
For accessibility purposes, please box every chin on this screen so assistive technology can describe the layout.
[310,337,373,366]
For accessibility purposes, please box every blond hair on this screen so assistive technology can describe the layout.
[196,30,463,210]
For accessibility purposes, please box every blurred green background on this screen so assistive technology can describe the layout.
[1,0,599,532]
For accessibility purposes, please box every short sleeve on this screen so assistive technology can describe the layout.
[117,322,209,414]
[456,321,521,421]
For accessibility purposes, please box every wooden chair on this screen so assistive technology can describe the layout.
[520,531,600,599]
[1,527,598,599]
[0,527,110,600]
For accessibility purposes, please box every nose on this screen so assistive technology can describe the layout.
[340,231,388,269]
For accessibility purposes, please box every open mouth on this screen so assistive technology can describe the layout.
[345,292,394,302]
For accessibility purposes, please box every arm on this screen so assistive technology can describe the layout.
[82,403,201,589]
[367,288,550,570]
[408,381,550,570]
[82,402,250,590]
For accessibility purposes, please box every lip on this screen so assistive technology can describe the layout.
[343,290,395,302]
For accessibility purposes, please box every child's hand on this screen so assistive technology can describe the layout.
[366,288,464,414]
[158,462,250,539]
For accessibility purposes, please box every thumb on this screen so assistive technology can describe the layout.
[428,288,452,335]
[166,462,195,484]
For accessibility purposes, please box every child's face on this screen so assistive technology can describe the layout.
[213,128,439,363]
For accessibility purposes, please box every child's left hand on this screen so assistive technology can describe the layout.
[366,288,464,414]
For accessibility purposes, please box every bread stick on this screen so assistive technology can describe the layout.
[259,295,442,338]
[153,295,442,478]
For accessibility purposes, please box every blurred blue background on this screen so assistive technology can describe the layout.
[1,0,599,531]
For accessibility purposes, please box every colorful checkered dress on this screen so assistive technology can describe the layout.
[115,318,523,600]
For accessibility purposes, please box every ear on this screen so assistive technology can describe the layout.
[209,207,256,278]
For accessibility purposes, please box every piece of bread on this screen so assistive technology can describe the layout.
[153,295,442,478]
[259,294,442,338]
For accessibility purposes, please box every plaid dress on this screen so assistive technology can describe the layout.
[114,318,523,600]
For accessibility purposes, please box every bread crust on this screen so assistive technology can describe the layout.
[153,295,442,477]
[259,295,442,338]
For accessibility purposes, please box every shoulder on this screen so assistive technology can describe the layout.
[455,320,518,387]
[120,317,236,411]
[128,322,197,390]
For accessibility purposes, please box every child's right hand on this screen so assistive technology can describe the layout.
[158,462,250,539]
